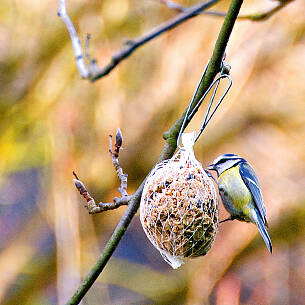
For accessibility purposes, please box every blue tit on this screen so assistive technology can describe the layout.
[208,153,272,253]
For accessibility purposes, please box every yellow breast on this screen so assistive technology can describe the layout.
[218,166,252,213]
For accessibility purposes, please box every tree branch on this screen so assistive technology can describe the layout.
[59,0,222,81]
[162,0,243,160]
[238,0,293,21]
[66,0,244,304]
[59,0,293,82]
[162,0,293,21]
[73,130,130,214]
[91,0,224,80]
[73,173,130,213]
[57,0,90,78]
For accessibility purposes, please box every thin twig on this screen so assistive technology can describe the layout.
[91,0,223,80]
[73,129,130,214]
[59,0,293,82]
[160,0,185,12]
[109,129,128,197]
[73,173,130,213]
[161,0,293,21]
[66,0,244,304]
[57,0,89,78]
[58,0,222,81]
[238,0,293,21]
[84,33,92,63]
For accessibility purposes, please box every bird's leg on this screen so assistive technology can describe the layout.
[219,215,236,224]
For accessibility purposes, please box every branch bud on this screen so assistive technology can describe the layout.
[115,128,123,148]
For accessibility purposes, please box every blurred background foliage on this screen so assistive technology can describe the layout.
[0,0,304,304]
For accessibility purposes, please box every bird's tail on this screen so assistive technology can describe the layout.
[256,212,272,253]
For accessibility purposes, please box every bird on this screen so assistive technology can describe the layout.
[207,153,272,253]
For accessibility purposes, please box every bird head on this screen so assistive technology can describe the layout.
[208,153,245,176]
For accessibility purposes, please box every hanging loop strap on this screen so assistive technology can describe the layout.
[177,60,232,149]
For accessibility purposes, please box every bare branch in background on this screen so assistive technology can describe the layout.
[59,0,293,82]
[58,0,221,81]
[57,0,90,78]
[161,0,294,21]
[237,0,294,21]
[73,129,130,213]
[160,0,185,12]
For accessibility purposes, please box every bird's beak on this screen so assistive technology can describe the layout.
[207,164,215,170]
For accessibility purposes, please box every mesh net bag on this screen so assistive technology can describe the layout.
[140,132,219,269]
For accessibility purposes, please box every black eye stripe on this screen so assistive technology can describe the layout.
[214,157,244,166]
[216,158,234,165]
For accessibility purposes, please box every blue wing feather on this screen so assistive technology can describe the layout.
[239,162,268,226]
[256,210,272,253]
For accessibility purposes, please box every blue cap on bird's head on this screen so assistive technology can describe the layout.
[208,153,245,176]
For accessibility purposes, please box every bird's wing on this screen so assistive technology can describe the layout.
[239,161,267,225]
